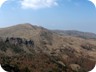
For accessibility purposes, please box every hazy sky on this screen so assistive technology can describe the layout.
[0,0,96,33]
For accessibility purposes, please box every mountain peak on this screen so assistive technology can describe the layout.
[0,23,46,39]
[18,23,32,26]
[13,23,34,29]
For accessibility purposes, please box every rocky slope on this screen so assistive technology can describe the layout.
[0,23,96,72]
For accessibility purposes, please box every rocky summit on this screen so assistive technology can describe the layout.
[0,23,96,72]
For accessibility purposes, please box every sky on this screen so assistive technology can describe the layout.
[0,0,96,33]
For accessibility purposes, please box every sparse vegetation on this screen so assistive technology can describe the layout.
[0,24,95,72]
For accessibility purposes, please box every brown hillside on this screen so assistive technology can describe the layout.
[0,23,96,72]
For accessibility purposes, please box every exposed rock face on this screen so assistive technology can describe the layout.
[0,24,96,72]
[70,64,81,72]
[5,37,34,47]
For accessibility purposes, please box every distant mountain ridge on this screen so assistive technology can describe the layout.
[53,30,96,39]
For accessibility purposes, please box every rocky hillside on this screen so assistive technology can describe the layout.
[0,24,96,72]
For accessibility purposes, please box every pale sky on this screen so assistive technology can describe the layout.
[0,0,96,33]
